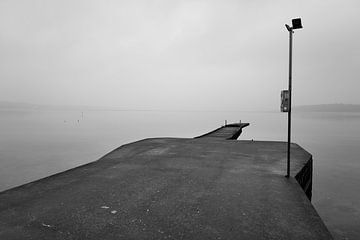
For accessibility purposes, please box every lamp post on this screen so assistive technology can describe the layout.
[285,18,302,178]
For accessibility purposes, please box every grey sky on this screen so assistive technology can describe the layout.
[0,0,359,110]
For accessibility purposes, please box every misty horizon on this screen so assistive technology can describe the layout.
[1,1,360,239]
[2,99,360,112]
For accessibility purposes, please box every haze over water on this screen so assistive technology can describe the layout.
[0,108,359,239]
[1,1,360,239]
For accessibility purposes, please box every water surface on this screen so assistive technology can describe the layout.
[0,109,359,239]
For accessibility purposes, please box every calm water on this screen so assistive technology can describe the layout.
[0,109,359,239]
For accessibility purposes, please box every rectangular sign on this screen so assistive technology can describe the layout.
[281,90,289,112]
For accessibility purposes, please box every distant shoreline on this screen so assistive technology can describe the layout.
[0,101,275,113]
[2,101,360,113]
[294,104,360,113]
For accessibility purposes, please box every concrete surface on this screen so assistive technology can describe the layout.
[0,137,333,239]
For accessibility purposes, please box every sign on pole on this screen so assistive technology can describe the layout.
[281,90,289,112]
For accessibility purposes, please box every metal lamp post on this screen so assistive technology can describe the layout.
[285,18,302,178]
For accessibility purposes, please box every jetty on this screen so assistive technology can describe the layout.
[0,123,332,239]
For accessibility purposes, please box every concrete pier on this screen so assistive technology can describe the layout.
[195,122,249,139]
[0,124,332,239]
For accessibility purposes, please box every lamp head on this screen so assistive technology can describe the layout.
[292,18,303,29]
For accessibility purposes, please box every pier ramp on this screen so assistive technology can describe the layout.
[195,122,249,139]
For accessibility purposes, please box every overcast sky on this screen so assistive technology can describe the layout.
[0,0,359,111]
